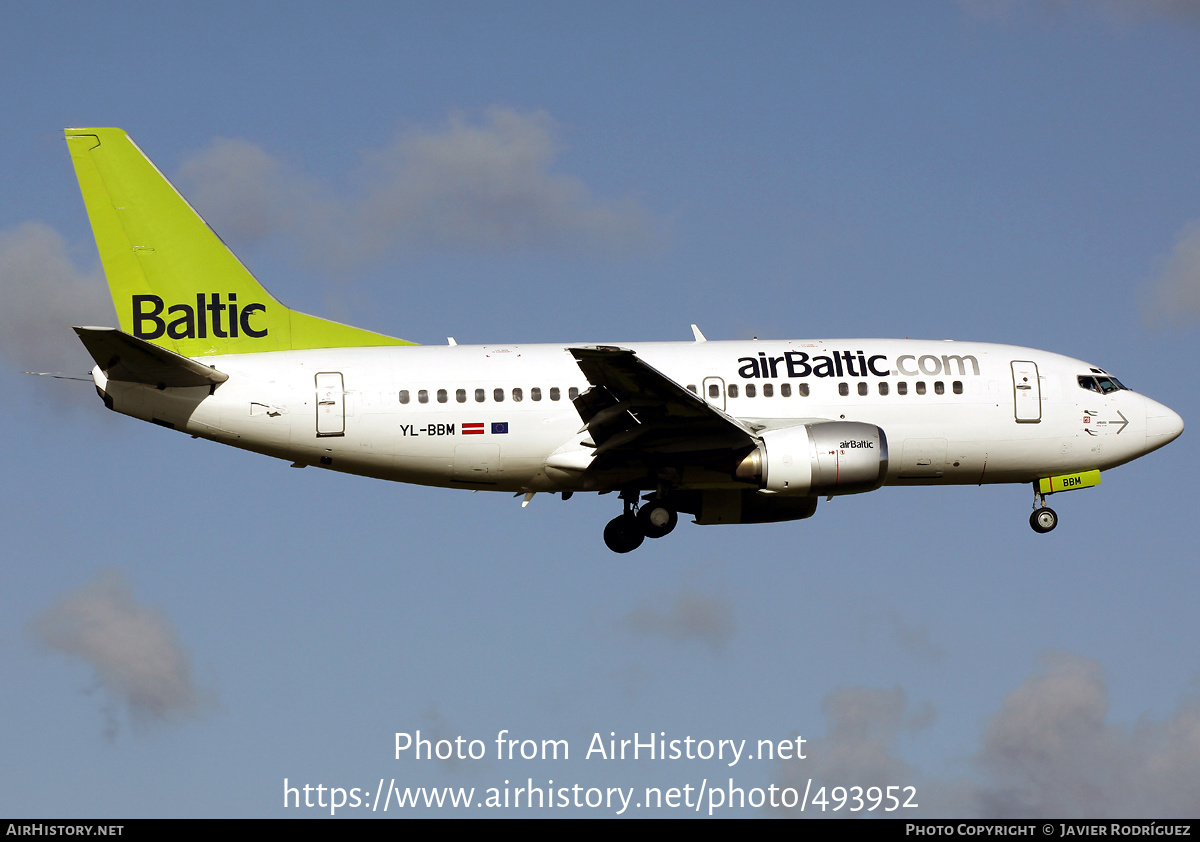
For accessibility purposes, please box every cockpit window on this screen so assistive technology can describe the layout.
[1079,374,1128,394]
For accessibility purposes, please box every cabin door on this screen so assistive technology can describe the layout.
[315,372,345,437]
[1010,361,1041,423]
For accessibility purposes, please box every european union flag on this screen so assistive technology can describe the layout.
[491,422,508,434]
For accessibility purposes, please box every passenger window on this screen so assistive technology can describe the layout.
[858,382,868,396]
[494,388,504,402]
[437,389,448,403]
[780,383,792,397]
[798,383,810,397]
[745,384,756,398]
[475,388,485,403]
[729,384,740,398]
[897,382,908,395]
[763,383,773,397]
[708,384,719,398]
[934,381,944,395]
[879,382,889,396]
[456,389,466,403]
[838,383,849,397]
[569,387,579,400]
[512,388,523,402]
[952,381,962,395]
[550,387,561,401]
[399,390,410,404]
[531,387,542,401]
[916,382,926,395]
[418,389,429,404]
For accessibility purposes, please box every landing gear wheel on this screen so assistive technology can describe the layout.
[604,514,645,553]
[1030,507,1058,534]
[638,503,678,539]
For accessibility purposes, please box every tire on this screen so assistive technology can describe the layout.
[1029,507,1058,534]
[638,503,678,539]
[603,514,645,553]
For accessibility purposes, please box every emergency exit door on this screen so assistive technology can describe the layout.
[702,376,726,411]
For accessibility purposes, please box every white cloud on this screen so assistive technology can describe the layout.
[773,686,933,817]
[861,610,947,665]
[624,588,735,652]
[0,221,113,374]
[772,652,1200,818]
[976,652,1200,818]
[1145,219,1200,326]
[30,570,209,734]
[358,107,658,254]
[177,107,661,268]
[177,138,305,245]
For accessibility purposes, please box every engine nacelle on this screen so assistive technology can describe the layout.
[736,421,888,496]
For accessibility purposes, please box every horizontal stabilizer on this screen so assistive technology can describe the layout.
[73,326,229,388]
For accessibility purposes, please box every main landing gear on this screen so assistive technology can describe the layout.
[1029,485,1058,534]
[603,489,678,553]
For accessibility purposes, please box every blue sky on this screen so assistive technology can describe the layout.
[2,0,1199,818]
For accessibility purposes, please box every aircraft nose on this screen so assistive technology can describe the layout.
[1144,396,1184,452]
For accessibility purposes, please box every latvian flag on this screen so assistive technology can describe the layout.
[462,422,485,435]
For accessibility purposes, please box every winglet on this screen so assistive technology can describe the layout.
[691,324,707,342]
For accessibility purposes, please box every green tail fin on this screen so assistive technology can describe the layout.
[64,128,415,356]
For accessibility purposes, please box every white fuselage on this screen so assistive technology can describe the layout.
[91,338,1182,494]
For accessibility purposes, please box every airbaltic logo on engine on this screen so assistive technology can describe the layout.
[132,294,268,340]
[737,350,980,379]
[840,439,874,449]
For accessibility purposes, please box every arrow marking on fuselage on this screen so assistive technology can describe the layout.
[1113,411,1129,434]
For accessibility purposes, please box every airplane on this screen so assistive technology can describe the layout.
[62,127,1185,553]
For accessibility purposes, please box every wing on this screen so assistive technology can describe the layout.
[567,345,757,482]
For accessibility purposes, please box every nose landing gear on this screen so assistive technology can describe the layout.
[1030,506,1058,533]
[1029,484,1058,534]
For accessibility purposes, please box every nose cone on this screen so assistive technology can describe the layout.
[1144,396,1184,452]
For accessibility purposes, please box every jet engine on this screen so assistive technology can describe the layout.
[735,421,888,496]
